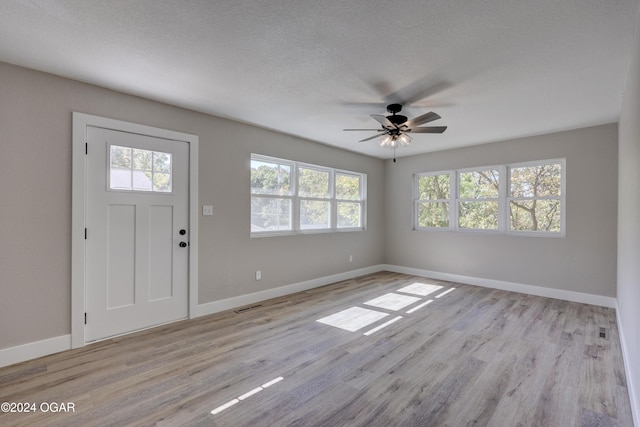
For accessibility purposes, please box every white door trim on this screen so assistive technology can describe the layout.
[72,112,199,348]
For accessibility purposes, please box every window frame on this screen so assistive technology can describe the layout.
[413,158,565,237]
[250,156,295,233]
[251,154,366,237]
[507,159,566,237]
[414,171,454,231]
[456,166,504,232]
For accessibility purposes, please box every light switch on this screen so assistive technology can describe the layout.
[202,205,213,216]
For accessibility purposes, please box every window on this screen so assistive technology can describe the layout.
[508,161,563,233]
[413,159,564,236]
[336,173,364,228]
[415,172,451,229]
[250,158,293,232]
[109,145,172,192]
[457,168,500,230]
[298,166,331,230]
[251,154,366,235]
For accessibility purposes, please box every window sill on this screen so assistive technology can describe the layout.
[251,228,366,238]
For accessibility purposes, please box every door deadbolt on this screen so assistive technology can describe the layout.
[179,229,187,235]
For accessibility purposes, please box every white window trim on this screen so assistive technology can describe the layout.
[251,154,366,237]
[413,158,565,237]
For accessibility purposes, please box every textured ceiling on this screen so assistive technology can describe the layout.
[0,1,638,158]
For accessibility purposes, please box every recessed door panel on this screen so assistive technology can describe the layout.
[148,205,173,301]
[107,204,136,308]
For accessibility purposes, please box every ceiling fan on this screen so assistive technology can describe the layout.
[344,103,447,161]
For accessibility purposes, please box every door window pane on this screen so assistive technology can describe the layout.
[109,145,172,193]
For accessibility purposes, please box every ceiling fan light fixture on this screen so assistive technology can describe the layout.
[398,133,412,146]
[380,134,393,148]
[380,132,412,149]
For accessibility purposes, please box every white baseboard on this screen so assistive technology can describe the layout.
[0,335,71,368]
[196,265,385,317]
[381,264,617,308]
[616,302,639,427]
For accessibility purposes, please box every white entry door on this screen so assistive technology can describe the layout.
[85,126,189,342]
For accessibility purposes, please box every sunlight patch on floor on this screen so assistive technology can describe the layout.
[315,280,456,336]
[363,316,403,336]
[211,376,284,415]
[396,282,443,296]
[435,288,456,298]
[316,307,389,332]
[406,299,434,314]
[364,293,421,311]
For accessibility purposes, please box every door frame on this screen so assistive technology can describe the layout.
[71,112,199,348]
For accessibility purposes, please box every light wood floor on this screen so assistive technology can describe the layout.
[0,272,633,426]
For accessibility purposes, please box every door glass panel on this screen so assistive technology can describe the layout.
[110,145,172,193]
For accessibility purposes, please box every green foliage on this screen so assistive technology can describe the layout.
[336,174,362,228]
[418,202,449,228]
[459,170,499,199]
[418,174,449,200]
[337,202,361,227]
[251,197,291,231]
[459,201,499,229]
[300,200,329,229]
[336,174,361,200]
[298,167,329,198]
[250,161,291,196]
[111,146,131,168]
[510,164,561,197]
[510,200,561,232]
[509,163,561,231]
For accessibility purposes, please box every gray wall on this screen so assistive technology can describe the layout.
[0,61,385,349]
[617,4,640,421]
[384,124,618,297]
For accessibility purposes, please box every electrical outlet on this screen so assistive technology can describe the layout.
[349,254,353,262]
[255,270,261,280]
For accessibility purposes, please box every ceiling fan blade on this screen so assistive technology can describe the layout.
[407,111,441,127]
[358,133,386,142]
[410,126,448,134]
[370,114,396,128]
[343,128,382,131]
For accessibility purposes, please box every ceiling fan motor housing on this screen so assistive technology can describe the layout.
[386,103,408,125]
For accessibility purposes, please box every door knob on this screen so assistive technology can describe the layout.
[179,242,188,248]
